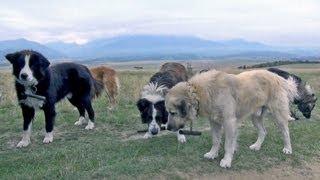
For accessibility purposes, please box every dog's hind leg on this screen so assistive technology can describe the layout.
[220,117,238,168]
[69,98,87,126]
[272,109,292,154]
[104,76,118,110]
[250,109,267,151]
[82,96,95,130]
[204,120,222,160]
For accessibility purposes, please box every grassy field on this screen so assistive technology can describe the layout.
[0,65,320,179]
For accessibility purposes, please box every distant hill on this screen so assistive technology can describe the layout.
[0,38,65,62]
[238,60,320,69]
[217,51,297,60]
[45,41,80,54]
[1,35,319,62]
[46,35,276,59]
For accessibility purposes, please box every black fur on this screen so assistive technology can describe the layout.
[137,98,152,124]
[178,100,188,118]
[6,50,103,134]
[268,68,317,119]
[137,63,188,133]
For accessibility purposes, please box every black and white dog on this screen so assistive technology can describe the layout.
[136,62,188,142]
[268,68,317,119]
[6,50,103,147]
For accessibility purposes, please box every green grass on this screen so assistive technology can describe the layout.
[0,68,320,179]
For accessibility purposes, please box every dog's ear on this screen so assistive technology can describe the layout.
[137,98,150,112]
[37,54,50,69]
[178,100,188,118]
[137,99,151,124]
[5,52,20,64]
[32,53,50,78]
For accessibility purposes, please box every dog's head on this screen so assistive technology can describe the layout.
[296,84,317,119]
[5,50,50,86]
[137,83,168,135]
[165,82,197,132]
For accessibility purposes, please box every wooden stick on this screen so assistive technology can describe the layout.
[24,93,46,101]
[178,129,201,136]
[137,127,202,136]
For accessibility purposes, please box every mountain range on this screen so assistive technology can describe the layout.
[0,35,319,62]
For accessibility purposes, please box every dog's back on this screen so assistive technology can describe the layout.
[236,70,298,103]
[150,62,188,88]
[189,69,298,119]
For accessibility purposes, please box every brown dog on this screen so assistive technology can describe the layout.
[90,66,120,110]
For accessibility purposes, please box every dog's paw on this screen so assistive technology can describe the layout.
[283,147,292,154]
[43,133,53,144]
[74,116,86,126]
[143,132,153,139]
[107,106,115,111]
[16,139,30,148]
[177,134,186,143]
[220,158,232,168]
[288,116,296,121]
[204,151,218,160]
[249,143,261,151]
[85,121,95,130]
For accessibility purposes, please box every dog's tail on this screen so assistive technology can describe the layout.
[92,79,104,98]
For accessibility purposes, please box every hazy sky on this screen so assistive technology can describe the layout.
[0,0,319,46]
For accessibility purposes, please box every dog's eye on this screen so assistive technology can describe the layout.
[170,112,177,116]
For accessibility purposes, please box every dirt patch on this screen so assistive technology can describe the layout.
[122,127,210,141]
[121,129,172,141]
[197,161,320,180]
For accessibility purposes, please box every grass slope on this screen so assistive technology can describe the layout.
[0,68,319,179]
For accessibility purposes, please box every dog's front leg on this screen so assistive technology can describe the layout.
[220,117,238,168]
[204,121,222,160]
[43,105,56,144]
[177,131,186,143]
[17,106,35,148]
[289,110,299,121]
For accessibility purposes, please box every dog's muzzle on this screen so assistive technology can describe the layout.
[150,127,159,135]
[167,123,184,132]
[303,113,311,119]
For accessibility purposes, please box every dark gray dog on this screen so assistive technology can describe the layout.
[268,68,317,119]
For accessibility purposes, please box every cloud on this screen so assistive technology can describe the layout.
[0,0,319,46]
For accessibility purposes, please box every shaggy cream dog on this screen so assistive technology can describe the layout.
[165,69,298,168]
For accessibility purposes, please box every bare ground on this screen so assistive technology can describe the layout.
[172,159,320,180]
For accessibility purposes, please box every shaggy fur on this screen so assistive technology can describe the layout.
[165,69,298,168]
[268,68,317,119]
[6,50,103,147]
[137,62,188,142]
[90,66,120,110]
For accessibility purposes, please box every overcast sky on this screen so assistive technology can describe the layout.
[0,0,319,46]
